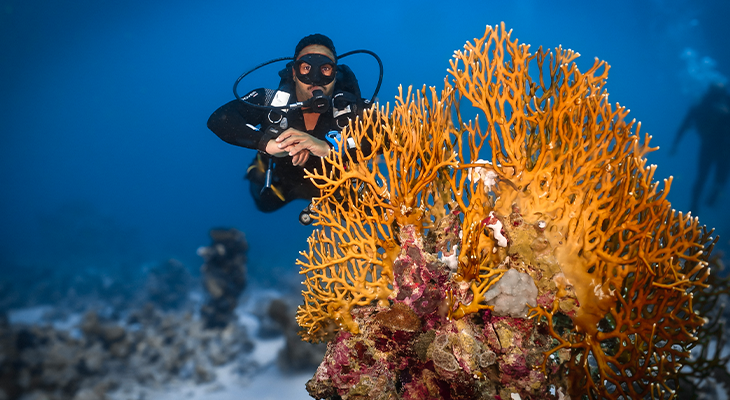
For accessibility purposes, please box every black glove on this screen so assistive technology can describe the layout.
[257,124,285,152]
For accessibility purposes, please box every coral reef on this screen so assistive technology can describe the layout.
[0,306,254,400]
[296,23,724,399]
[0,227,327,400]
[262,297,329,372]
[198,228,248,329]
[144,259,194,311]
[0,265,143,316]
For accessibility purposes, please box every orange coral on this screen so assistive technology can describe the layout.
[296,23,716,398]
[296,85,457,340]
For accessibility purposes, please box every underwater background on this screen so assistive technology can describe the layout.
[2,0,730,284]
[2,0,730,398]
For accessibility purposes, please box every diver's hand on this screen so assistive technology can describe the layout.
[291,151,310,166]
[276,129,330,166]
[264,140,289,158]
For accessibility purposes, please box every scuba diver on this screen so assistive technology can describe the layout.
[207,34,382,222]
[670,81,730,213]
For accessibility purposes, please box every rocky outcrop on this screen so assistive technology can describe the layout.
[197,228,248,329]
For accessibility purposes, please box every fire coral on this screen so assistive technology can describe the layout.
[296,23,719,399]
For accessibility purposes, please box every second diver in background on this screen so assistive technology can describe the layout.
[671,82,730,213]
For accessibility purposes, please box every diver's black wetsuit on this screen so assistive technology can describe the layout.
[207,64,365,212]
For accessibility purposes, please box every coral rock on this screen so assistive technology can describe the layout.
[482,269,537,318]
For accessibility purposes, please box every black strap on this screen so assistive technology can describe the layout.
[257,124,284,152]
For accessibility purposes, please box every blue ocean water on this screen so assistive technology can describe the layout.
[1,0,729,286]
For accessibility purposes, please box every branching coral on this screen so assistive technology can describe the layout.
[297,85,458,340]
[677,254,730,398]
[296,23,721,399]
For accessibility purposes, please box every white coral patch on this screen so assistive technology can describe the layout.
[483,269,538,318]
[485,211,508,247]
[592,280,616,300]
[467,159,498,192]
[440,245,459,273]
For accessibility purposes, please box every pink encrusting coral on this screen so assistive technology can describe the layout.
[297,23,722,399]
[305,206,568,399]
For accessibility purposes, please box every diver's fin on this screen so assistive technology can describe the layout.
[270,185,286,202]
[246,155,268,176]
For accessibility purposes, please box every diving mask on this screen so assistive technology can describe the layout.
[294,54,336,86]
